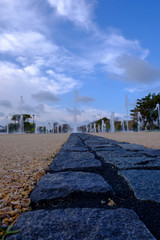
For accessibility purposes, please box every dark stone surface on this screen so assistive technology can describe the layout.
[84,140,117,149]
[6,208,156,240]
[84,138,118,145]
[30,171,113,203]
[117,143,146,151]
[119,170,160,202]
[96,150,144,159]
[92,146,117,152]
[61,144,88,152]
[96,152,157,169]
[60,134,88,152]
[143,149,160,158]
[50,151,101,172]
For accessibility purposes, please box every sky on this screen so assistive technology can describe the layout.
[0,0,160,127]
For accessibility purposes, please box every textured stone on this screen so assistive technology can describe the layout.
[83,139,117,151]
[119,170,160,202]
[97,152,157,169]
[61,144,88,152]
[30,172,113,203]
[134,158,160,168]
[117,143,146,151]
[143,149,160,158]
[96,150,136,159]
[96,150,134,159]
[85,139,117,147]
[50,151,101,171]
[6,208,155,240]
[60,135,88,152]
[92,146,117,152]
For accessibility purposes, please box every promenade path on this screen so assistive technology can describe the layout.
[7,133,160,239]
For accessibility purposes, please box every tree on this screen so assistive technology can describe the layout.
[130,93,160,130]
[12,114,31,123]
[10,114,33,133]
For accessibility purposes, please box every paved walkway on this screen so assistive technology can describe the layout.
[7,133,160,239]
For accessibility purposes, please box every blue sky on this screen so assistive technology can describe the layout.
[0,0,160,126]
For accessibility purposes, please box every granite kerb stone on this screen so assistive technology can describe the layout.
[6,208,156,240]
[60,134,88,152]
[119,169,160,203]
[97,154,158,170]
[116,143,146,152]
[49,151,102,172]
[30,171,113,204]
[60,144,88,152]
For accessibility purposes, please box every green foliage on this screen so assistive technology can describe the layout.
[115,121,122,131]
[96,117,110,130]
[130,92,160,130]
[12,114,31,123]
[0,223,19,239]
[9,114,34,133]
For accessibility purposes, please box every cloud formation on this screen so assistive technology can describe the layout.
[0,112,5,117]
[0,31,56,59]
[116,54,160,83]
[32,91,60,102]
[76,95,94,104]
[0,0,45,32]
[18,103,45,114]
[0,100,12,108]
[47,0,95,29]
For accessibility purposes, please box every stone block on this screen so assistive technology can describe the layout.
[119,170,160,202]
[50,151,101,171]
[30,172,113,203]
[6,208,155,240]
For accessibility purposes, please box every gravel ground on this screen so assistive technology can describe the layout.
[0,133,70,226]
[91,132,160,149]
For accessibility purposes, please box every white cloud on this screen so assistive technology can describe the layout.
[0,61,80,111]
[84,31,150,76]
[66,108,83,115]
[116,54,160,83]
[46,70,81,94]
[24,65,41,76]
[0,31,57,60]
[47,0,95,29]
[32,91,60,102]
[0,112,5,117]
[0,0,45,32]
[76,95,94,104]
[18,103,45,114]
[0,100,12,108]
